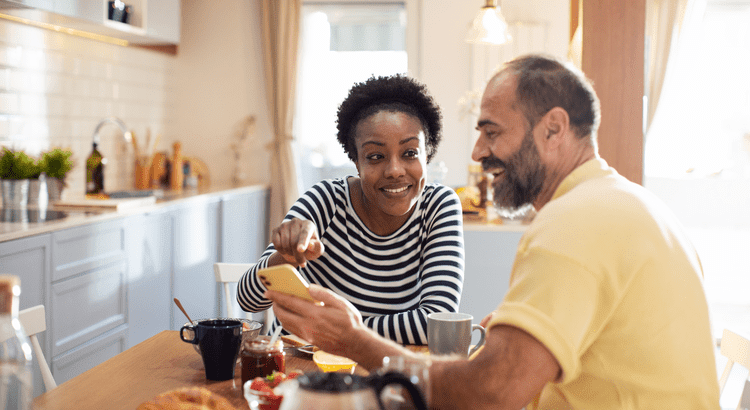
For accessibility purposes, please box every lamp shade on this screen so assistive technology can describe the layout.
[465,1,512,45]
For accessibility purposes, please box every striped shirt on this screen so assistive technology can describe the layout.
[237,177,465,345]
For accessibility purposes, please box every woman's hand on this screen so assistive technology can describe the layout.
[271,218,325,268]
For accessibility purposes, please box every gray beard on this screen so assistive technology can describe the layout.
[483,130,545,211]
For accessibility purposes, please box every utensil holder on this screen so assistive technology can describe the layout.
[135,156,153,190]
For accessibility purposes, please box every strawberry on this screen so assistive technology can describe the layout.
[287,370,303,380]
[249,377,271,393]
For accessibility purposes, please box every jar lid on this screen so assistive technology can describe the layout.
[244,335,283,352]
[0,275,20,314]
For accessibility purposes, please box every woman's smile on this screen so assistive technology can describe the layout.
[381,184,411,195]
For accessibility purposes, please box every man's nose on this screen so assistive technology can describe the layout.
[472,136,489,162]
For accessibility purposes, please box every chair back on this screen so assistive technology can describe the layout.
[19,305,57,391]
[213,262,274,333]
[718,328,750,410]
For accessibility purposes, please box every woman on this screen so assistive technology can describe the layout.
[237,75,464,345]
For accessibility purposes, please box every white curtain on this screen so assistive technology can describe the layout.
[644,0,694,133]
[568,0,695,135]
[261,0,302,230]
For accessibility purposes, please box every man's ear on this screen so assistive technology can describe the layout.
[540,107,570,145]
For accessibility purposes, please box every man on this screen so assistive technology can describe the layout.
[265,54,720,409]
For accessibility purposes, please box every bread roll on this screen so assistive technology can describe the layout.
[137,387,237,410]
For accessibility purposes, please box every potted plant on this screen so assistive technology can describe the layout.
[39,148,74,201]
[0,147,37,208]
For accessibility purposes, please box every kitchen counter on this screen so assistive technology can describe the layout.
[0,184,269,243]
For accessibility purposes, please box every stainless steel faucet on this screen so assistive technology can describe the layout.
[92,117,132,145]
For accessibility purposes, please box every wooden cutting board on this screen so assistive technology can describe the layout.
[53,195,156,211]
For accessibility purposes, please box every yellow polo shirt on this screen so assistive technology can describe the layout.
[488,158,720,409]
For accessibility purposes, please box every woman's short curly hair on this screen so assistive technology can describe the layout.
[336,74,442,163]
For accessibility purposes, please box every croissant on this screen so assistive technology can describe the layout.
[137,387,237,410]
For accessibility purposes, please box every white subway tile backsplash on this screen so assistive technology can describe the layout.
[0,45,22,68]
[0,93,20,114]
[0,19,174,196]
[0,68,9,90]
[19,94,48,116]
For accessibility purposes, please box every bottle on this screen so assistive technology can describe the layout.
[170,142,183,192]
[86,142,105,195]
[467,164,489,209]
[0,275,33,410]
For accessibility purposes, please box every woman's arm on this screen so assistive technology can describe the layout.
[237,180,338,313]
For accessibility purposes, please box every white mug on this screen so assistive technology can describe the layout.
[427,312,485,357]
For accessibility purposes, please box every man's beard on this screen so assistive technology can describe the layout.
[482,129,546,211]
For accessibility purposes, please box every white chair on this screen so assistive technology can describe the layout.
[19,305,56,391]
[213,262,275,334]
[718,328,750,410]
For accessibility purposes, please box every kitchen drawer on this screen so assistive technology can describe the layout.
[50,261,127,356]
[51,325,128,385]
[52,218,125,282]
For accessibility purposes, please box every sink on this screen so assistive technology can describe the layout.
[107,189,164,199]
[0,209,70,223]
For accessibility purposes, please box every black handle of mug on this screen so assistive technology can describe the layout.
[180,326,197,344]
[371,371,428,410]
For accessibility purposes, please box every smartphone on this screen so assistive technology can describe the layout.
[256,264,315,302]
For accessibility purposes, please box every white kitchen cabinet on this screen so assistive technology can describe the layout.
[171,197,221,330]
[143,0,180,44]
[460,225,525,343]
[0,233,50,314]
[0,233,51,397]
[49,262,126,355]
[220,188,270,263]
[0,0,180,45]
[219,188,270,318]
[0,0,53,9]
[50,325,127,385]
[49,218,128,384]
[124,210,172,348]
[0,186,270,393]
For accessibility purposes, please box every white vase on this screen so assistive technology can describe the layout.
[1,179,30,209]
[27,176,48,209]
[46,177,64,202]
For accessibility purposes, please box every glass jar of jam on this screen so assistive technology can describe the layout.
[241,335,285,386]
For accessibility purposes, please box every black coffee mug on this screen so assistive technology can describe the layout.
[180,319,242,380]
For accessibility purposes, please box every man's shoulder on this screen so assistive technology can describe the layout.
[530,174,665,242]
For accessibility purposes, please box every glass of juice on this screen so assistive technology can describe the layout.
[241,335,286,386]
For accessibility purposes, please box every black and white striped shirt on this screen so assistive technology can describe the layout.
[237,177,465,345]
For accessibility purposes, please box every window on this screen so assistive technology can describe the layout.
[294,3,409,191]
[644,0,750,349]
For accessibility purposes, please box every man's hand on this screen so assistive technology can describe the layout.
[271,219,325,268]
[266,284,364,356]
[267,284,408,369]
[480,311,496,328]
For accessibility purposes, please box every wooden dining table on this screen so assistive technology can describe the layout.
[31,330,370,410]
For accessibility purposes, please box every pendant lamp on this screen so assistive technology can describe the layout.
[465,0,512,45]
